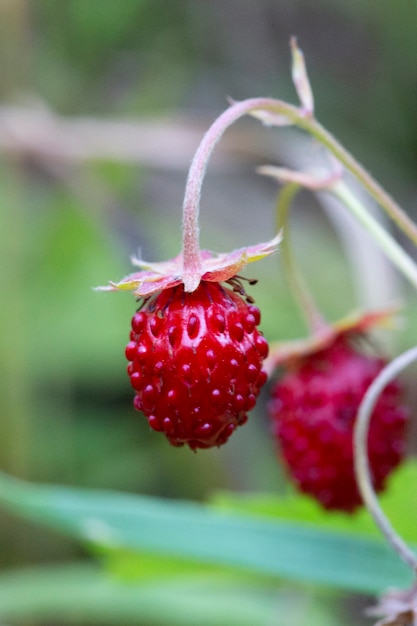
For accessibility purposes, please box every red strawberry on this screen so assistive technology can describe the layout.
[125,280,269,450]
[269,335,408,512]
[96,96,283,450]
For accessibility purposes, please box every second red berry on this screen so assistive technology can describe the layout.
[269,335,408,512]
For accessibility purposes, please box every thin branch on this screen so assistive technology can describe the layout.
[354,347,417,573]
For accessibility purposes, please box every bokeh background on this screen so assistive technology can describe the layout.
[0,1,416,624]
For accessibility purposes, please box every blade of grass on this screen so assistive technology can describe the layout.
[0,563,295,626]
[0,471,413,595]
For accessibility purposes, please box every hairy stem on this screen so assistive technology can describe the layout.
[182,91,417,291]
[180,97,306,291]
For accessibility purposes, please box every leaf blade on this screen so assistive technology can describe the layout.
[0,471,413,595]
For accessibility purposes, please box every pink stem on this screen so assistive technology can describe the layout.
[181,97,302,291]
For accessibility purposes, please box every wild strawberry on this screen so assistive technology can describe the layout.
[268,330,408,512]
[98,243,279,449]
[125,280,268,449]
[97,96,283,449]
[97,247,278,453]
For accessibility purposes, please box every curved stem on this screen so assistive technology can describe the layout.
[181,93,417,290]
[180,97,306,291]
[354,347,417,572]
[276,182,328,333]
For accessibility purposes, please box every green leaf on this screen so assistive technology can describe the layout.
[0,471,413,595]
[210,460,417,543]
[0,562,339,626]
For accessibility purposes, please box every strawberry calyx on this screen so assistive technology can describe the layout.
[96,233,281,297]
[264,306,401,374]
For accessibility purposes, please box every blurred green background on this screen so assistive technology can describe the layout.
[0,1,416,624]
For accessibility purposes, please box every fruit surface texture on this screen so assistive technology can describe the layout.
[126,281,269,450]
[269,336,408,512]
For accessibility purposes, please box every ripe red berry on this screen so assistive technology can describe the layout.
[126,280,269,450]
[269,335,408,512]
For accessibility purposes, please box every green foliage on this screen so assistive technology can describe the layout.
[0,467,414,597]
[211,460,417,544]
[0,563,344,626]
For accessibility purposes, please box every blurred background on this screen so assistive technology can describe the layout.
[0,1,416,624]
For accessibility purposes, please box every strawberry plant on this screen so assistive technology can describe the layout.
[0,36,416,626]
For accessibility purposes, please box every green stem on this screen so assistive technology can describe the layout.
[246,100,417,248]
[304,118,417,247]
[354,347,417,572]
[182,93,417,293]
[331,182,417,291]
[276,183,327,333]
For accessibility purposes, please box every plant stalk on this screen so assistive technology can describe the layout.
[354,347,417,573]
[182,94,417,292]
[331,182,417,291]
[180,97,308,291]
[276,182,328,333]
[305,118,417,247]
